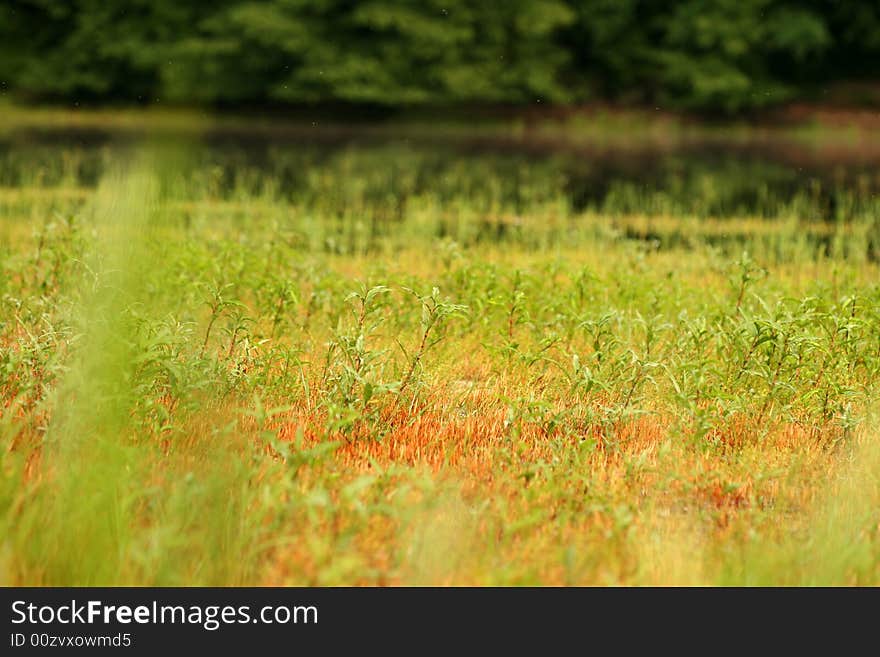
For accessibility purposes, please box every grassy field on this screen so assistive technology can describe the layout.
[1,123,879,586]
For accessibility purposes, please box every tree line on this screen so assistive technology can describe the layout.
[2,0,878,113]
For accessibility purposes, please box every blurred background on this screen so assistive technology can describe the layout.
[2,0,880,114]
[3,0,880,261]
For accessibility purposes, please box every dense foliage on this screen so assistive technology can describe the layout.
[1,0,878,112]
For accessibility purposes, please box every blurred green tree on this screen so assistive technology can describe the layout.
[160,1,575,104]
[0,0,877,112]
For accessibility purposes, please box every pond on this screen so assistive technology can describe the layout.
[1,123,879,259]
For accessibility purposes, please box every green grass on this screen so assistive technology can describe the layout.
[1,122,879,585]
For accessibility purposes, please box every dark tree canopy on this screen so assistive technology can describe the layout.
[1,0,878,112]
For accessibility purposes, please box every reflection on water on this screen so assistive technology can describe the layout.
[1,125,879,260]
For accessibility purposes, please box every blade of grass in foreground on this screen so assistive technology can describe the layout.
[1,142,259,585]
[716,420,880,586]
